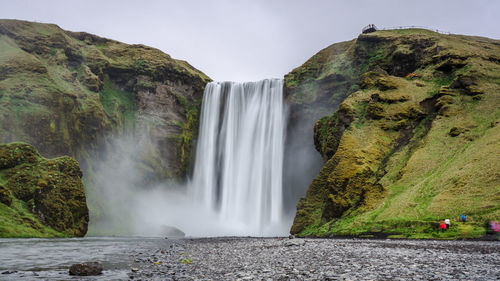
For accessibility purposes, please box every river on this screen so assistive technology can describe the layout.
[1,237,499,280]
[0,237,171,280]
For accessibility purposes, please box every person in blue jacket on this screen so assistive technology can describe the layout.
[461,214,466,222]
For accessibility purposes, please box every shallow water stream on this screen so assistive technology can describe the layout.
[0,237,171,280]
[1,237,499,280]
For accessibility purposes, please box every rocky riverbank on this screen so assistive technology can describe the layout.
[129,237,500,280]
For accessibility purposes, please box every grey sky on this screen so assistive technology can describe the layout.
[1,0,498,81]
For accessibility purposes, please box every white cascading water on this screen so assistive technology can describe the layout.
[190,79,286,236]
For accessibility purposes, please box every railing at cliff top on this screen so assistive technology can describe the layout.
[362,24,378,33]
[377,25,452,35]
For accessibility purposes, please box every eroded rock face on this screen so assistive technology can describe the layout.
[69,262,103,276]
[0,19,211,235]
[0,142,88,237]
[0,19,210,179]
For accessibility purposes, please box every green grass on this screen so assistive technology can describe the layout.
[0,36,20,63]
[0,198,65,238]
[352,101,369,129]
[99,77,137,125]
[361,48,387,73]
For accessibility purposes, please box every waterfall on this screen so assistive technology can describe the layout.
[190,79,286,236]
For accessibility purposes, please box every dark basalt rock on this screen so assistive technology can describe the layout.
[69,262,103,276]
[160,225,186,238]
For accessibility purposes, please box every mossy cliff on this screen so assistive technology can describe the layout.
[0,143,88,237]
[288,29,500,239]
[0,19,210,179]
[0,19,211,235]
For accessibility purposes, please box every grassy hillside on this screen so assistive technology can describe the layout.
[288,29,500,239]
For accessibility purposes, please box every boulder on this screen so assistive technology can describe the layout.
[69,262,103,276]
[160,225,185,238]
[0,185,12,206]
[284,239,306,247]
[0,143,89,237]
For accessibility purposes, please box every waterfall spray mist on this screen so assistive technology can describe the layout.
[87,79,290,237]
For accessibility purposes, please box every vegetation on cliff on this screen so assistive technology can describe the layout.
[0,20,212,235]
[0,19,210,178]
[289,29,500,239]
[0,142,88,237]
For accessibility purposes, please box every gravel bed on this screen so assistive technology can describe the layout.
[128,237,500,280]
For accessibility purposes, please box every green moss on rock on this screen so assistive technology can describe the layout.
[0,142,88,237]
[0,19,212,234]
[0,19,210,180]
[0,184,12,206]
[0,142,40,169]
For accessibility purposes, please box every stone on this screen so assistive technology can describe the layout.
[160,225,186,238]
[79,65,103,92]
[284,239,306,247]
[448,127,468,137]
[376,77,398,91]
[0,143,89,237]
[0,184,12,206]
[68,262,103,276]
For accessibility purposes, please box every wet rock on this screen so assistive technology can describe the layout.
[160,225,185,238]
[68,261,103,276]
[128,238,500,280]
[284,239,306,247]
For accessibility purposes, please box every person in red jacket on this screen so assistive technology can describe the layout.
[440,221,447,231]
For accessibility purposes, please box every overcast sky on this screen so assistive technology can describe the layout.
[1,0,498,81]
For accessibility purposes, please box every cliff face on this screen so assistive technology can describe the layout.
[0,19,211,235]
[0,19,210,179]
[0,143,88,237]
[288,29,500,238]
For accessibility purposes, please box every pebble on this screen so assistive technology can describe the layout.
[128,238,500,280]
